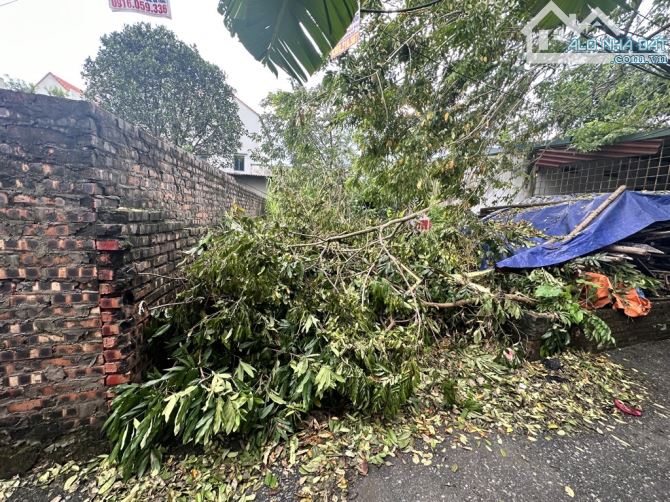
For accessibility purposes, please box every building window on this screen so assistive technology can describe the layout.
[234,154,245,172]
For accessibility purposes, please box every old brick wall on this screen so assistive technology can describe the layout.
[519,300,670,359]
[0,90,264,449]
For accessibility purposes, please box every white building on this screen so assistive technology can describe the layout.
[35,72,85,100]
[222,97,271,196]
[34,72,270,195]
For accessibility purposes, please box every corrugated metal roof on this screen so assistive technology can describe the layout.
[534,127,670,151]
[534,131,669,168]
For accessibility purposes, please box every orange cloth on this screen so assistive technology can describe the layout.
[613,288,652,318]
[581,272,613,309]
[580,272,651,317]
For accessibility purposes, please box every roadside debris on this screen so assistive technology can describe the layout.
[0,345,647,502]
[613,398,643,417]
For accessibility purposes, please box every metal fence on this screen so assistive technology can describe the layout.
[533,147,670,196]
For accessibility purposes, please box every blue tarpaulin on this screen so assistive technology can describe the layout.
[494,192,670,269]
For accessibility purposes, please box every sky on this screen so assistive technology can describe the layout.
[0,0,293,110]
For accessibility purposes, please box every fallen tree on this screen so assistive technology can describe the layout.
[103,203,633,475]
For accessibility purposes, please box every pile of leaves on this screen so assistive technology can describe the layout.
[0,344,648,501]
[101,204,637,476]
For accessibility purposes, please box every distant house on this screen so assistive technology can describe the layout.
[35,72,270,195]
[222,97,271,196]
[35,72,85,100]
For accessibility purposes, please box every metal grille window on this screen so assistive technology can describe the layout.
[533,146,670,196]
[234,154,245,172]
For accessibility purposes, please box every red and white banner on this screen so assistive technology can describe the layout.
[331,10,361,59]
[109,0,172,19]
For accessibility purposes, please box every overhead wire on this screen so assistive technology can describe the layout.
[361,0,445,15]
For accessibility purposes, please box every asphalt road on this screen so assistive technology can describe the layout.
[350,339,670,502]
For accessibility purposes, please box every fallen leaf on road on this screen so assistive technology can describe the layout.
[565,485,575,498]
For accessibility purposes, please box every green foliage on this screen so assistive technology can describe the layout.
[218,0,358,82]
[509,269,615,356]
[82,23,241,168]
[104,198,645,476]
[104,206,550,475]
[255,81,359,232]
[248,1,670,206]
[217,0,629,82]
[534,64,670,152]
[528,0,670,150]
[527,0,630,28]
[2,75,36,93]
[332,0,535,209]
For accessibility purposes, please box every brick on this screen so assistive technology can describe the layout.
[105,373,131,386]
[7,399,43,413]
[99,298,122,309]
[103,350,123,362]
[103,337,118,349]
[96,240,122,251]
[80,183,102,195]
[0,89,265,445]
[99,284,117,295]
[103,362,120,374]
[42,358,74,367]
[98,269,114,281]
[102,324,120,336]
[13,194,37,205]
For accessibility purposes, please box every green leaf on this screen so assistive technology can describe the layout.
[163,394,179,423]
[528,0,631,30]
[63,474,79,492]
[239,361,256,378]
[315,365,333,396]
[534,283,564,299]
[268,392,287,405]
[218,0,358,82]
[263,471,279,489]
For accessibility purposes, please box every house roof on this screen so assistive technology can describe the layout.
[38,72,84,96]
[234,96,260,118]
[533,128,670,168]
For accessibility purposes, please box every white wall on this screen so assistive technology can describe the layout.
[34,74,83,100]
[230,97,269,176]
[470,158,532,213]
[237,98,260,157]
[222,97,270,194]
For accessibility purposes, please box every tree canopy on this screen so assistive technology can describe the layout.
[83,23,242,168]
[250,0,670,211]
[254,82,358,230]
[218,0,640,83]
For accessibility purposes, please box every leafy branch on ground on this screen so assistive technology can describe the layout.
[101,204,646,477]
[2,345,646,501]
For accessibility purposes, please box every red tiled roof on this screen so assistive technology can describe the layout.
[42,73,84,96]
